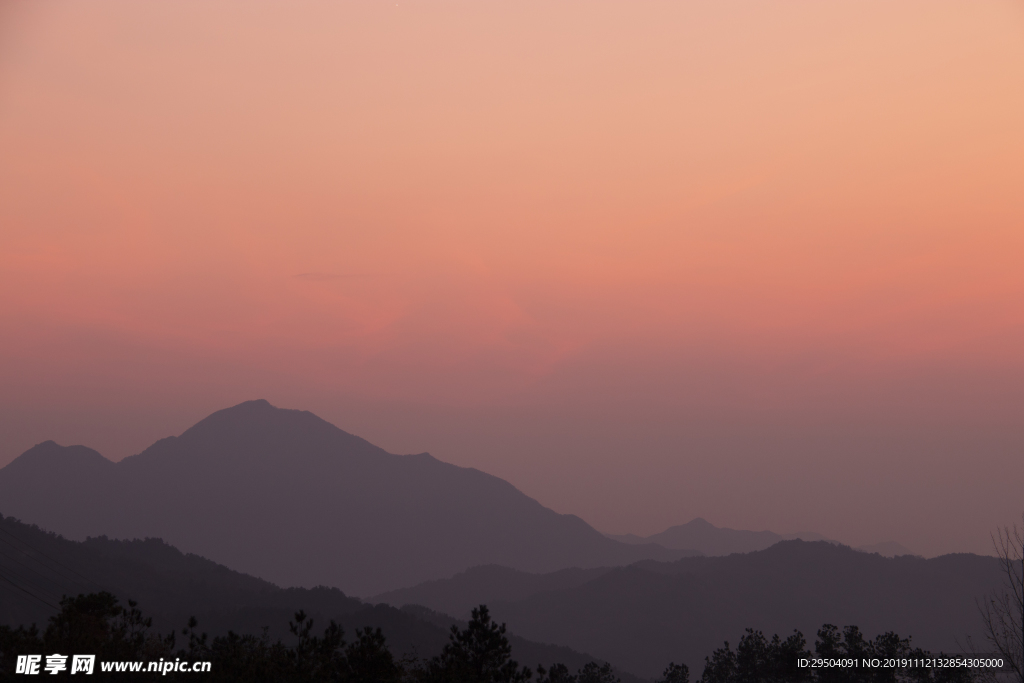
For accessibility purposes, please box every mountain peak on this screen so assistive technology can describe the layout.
[231,398,273,410]
[195,398,278,421]
[5,441,113,474]
[178,399,329,441]
[113,399,395,474]
[0,401,690,595]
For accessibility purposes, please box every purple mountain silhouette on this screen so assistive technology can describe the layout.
[0,400,690,596]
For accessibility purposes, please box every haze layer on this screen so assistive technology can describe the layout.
[1,1,1022,556]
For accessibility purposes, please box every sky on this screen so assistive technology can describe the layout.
[1,0,1023,557]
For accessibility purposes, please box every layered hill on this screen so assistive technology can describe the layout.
[0,400,687,596]
[375,541,1004,679]
[607,517,913,557]
[373,564,614,619]
[0,515,640,680]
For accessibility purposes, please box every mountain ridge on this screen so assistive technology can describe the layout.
[606,516,914,558]
[374,540,1003,678]
[0,400,691,596]
[0,514,640,681]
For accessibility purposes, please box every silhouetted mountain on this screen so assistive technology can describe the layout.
[608,518,918,559]
[372,564,614,619]
[377,540,1003,679]
[0,400,689,596]
[606,517,831,555]
[0,515,642,680]
[856,541,917,558]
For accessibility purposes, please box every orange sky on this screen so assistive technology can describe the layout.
[1,0,1023,556]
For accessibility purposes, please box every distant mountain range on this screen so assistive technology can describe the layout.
[4,514,991,683]
[374,541,1003,679]
[0,400,690,596]
[606,517,916,558]
[0,401,997,681]
[0,515,633,679]
[373,564,614,619]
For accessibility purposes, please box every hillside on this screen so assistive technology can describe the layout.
[0,400,689,596]
[608,518,916,557]
[0,515,640,680]
[377,540,1004,679]
[373,564,614,619]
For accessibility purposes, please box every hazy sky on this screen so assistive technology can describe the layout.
[2,1,1023,557]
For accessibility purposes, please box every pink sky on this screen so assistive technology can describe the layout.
[1,0,1023,556]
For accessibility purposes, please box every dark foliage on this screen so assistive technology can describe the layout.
[417,604,533,682]
[382,541,1002,679]
[2,591,989,683]
[0,514,624,677]
[699,628,811,683]
[0,592,174,681]
[1,595,628,682]
[535,660,622,683]
[698,625,979,683]
[659,662,691,683]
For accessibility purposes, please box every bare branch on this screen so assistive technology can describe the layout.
[980,515,1024,683]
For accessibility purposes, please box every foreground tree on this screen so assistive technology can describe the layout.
[345,627,406,682]
[418,604,533,683]
[535,660,625,683]
[0,593,406,682]
[979,515,1024,683]
[699,628,811,683]
[699,624,978,683]
[537,663,576,683]
[0,592,175,681]
[191,611,404,682]
[576,661,620,683]
[659,662,690,683]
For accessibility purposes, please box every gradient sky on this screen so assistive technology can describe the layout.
[2,0,1023,557]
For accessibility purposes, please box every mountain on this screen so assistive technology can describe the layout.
[856,541,917,558]
[607,517,914,558]
[0,515,642,680]
[372,564,614,620]
[375,541,1004,679]
[0,400,689,596]
[606,517,832,555]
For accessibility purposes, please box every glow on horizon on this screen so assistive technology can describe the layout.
[1,0,1023,555]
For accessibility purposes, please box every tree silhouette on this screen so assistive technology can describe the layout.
[700,628,811,683]
[345,627,405,682]
[576,661,620,683]
[700,623,979,683]
[15,591,982,683]
[536,660,623,683]
[420,604,533,682]
[659,662,690,683]
[537,663,576,683]
[979,515,1024,683]
[0,592,413,682]
[0,592,176,681]
[42,592,173,663]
